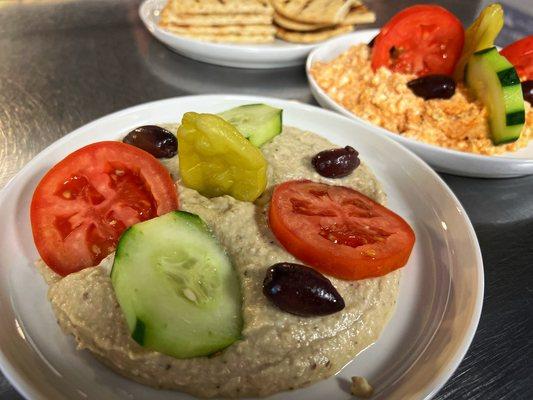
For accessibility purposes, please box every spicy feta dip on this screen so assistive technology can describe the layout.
[311,44,533,155]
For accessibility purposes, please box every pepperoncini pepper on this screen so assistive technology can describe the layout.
[178,112,268,202]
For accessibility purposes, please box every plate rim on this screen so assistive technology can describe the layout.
[0,94,484,400]
[305,29,533,166]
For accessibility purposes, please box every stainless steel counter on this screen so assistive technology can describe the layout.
[0,0,532,399]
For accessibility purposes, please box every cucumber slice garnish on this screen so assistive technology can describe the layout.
[111,211,242,358]
[465,47,525,145]
[218,104,282,147]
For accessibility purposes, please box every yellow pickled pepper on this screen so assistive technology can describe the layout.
[454,3,504,81]
[177,112,267,202]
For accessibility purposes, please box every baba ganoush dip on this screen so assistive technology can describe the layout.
[311,44,533,155]
[38,126,399,398]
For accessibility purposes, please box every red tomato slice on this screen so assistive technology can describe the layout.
[371,5,465,76]
[31,141,178,276]
[500,35,533,80]
[269,180,415,280]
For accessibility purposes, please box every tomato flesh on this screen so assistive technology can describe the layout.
[269,180,415,280]
[500,35,533,80]
[371,5,465,76]
[31,141,178,276]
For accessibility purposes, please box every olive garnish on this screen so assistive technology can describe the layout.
[263,263,345,317]
[123,125,177,158]
[522,80,533,105]
[311,146,360,178]
[407,75,456,100]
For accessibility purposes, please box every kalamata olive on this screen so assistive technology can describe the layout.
[123,125,177,158]
[522,80,533,105]
[407,75,456,100]
[311,146,360,178]
[263,263,345,317]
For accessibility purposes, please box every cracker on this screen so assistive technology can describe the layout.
[271,0,360,24]
[160,24,276,35]
[275,24,353,43]
[166,0,273,15]
[159,11,272,26]
[165,31,275,43]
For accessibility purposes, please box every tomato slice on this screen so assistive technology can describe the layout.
[31,141,178,276]
[500,35,533,80]
[269,180,415,280]
[371,5,465,76]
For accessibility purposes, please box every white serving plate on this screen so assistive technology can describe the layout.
[0,95,483,400]
[139,0,318,69]
[306,29,533,178]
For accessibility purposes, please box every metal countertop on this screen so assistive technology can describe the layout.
[0,1,531,399]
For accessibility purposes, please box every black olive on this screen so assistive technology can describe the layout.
[522,80,533,105]
[263,263,345,317]
[123,125,177,158]
[311,146,360,178]
[407,75,456,100]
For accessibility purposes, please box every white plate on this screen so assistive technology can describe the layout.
[0,95,483,400]
[306,29,533,178]
[139,0,318,69]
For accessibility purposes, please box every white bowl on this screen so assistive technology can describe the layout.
[306,29,533,178]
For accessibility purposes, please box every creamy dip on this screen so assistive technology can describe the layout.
[311,44,533,155]
[41,126,399,398]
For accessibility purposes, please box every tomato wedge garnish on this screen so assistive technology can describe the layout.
[371,5,465,76]
[500,35,533,80]
[269,180,415,280]
[31,141,178,276]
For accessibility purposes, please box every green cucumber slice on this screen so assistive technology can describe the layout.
[465,46,525,144]
[111,211,242,358]
[218,103,282,147]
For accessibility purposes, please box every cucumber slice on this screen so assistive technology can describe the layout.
[218,104,282,147]
[465,47,526,144]
[111,211,242,359]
